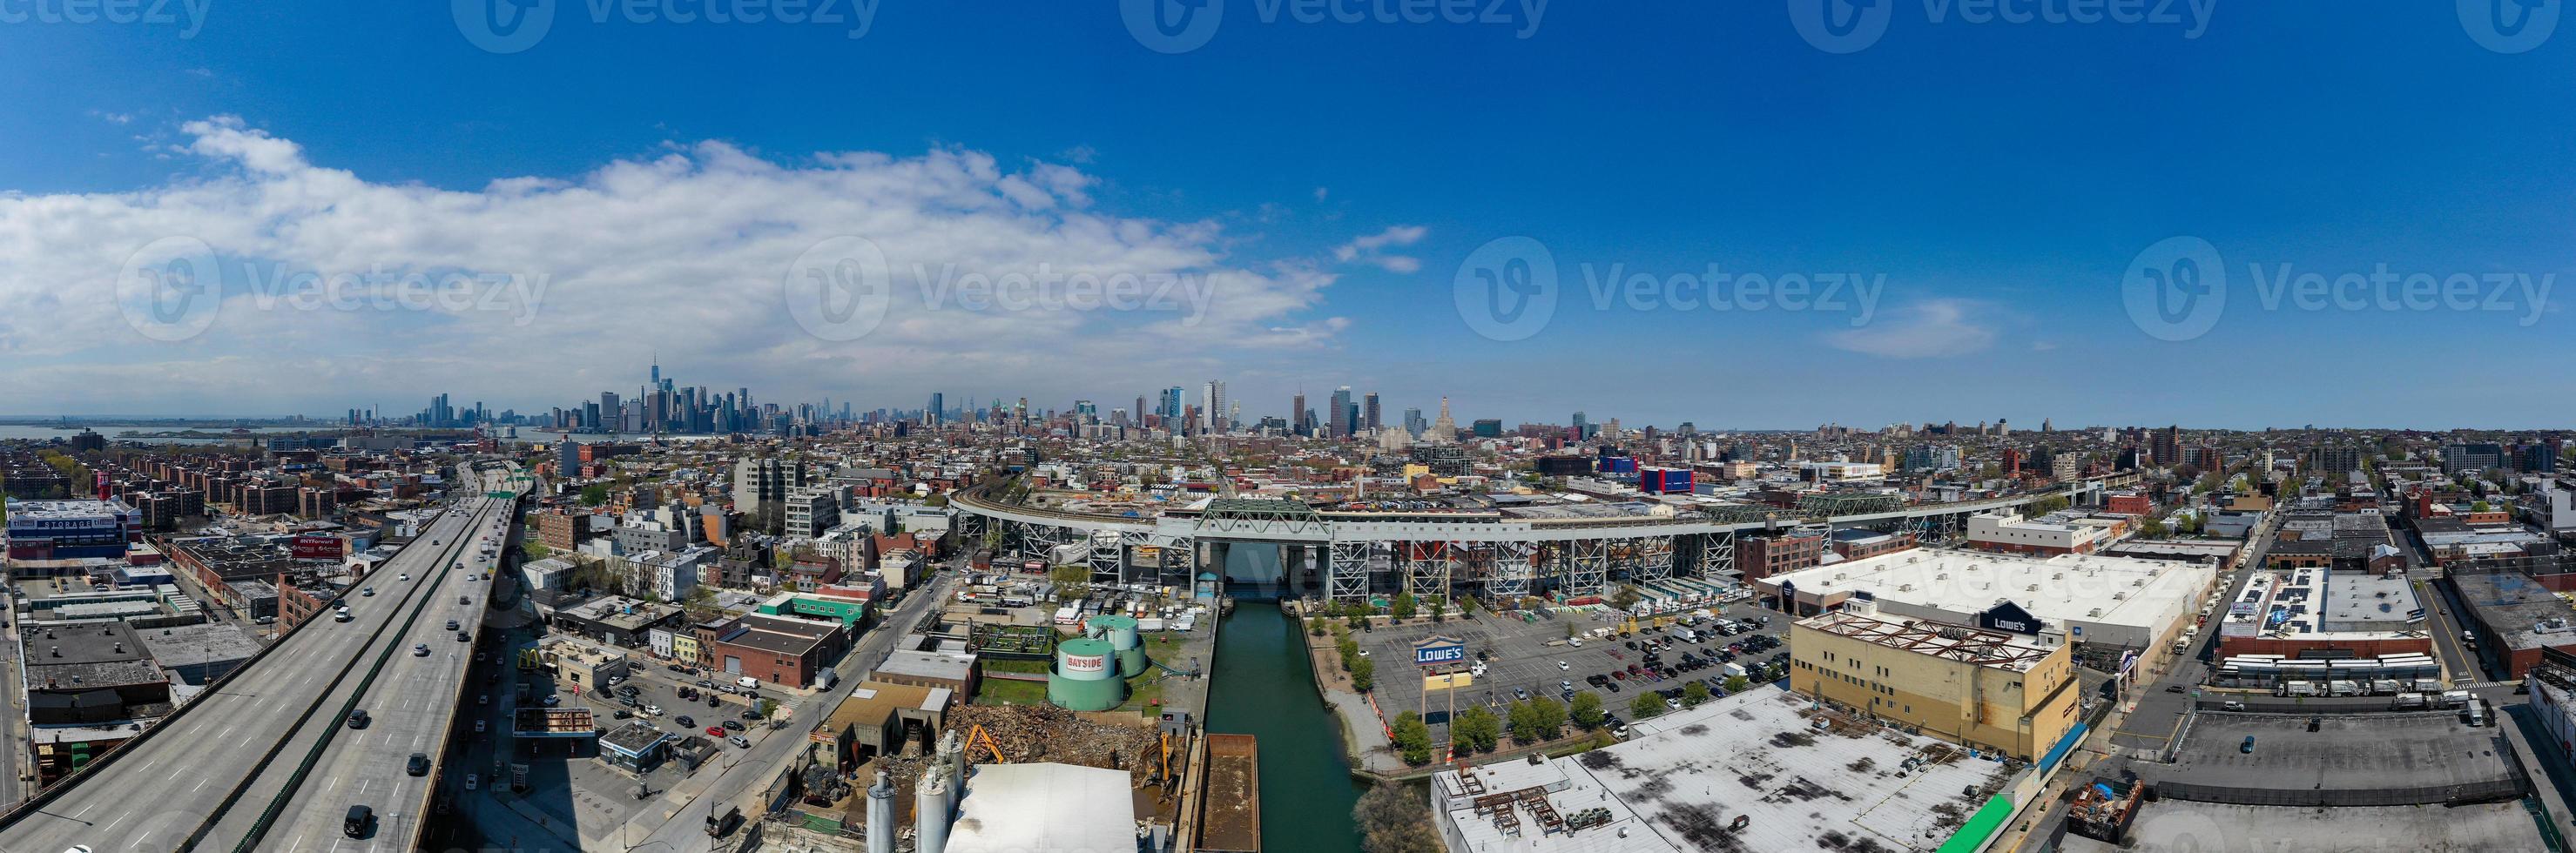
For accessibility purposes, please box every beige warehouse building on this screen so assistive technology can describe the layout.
[1790,600,2081,762]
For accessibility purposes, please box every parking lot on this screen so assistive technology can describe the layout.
[1356,597,1793,738]
[445,634,800,832]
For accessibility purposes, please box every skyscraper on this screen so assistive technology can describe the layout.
[1363,392,1380,432]
[1329,386,1353,438]
[1291,390,1307,435]
[1202,380,1228,431]
[928,392,945,425]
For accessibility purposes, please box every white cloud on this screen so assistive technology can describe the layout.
[0,118,1350,414]
[1822,299,1996,359]
[1332,224,1426,273]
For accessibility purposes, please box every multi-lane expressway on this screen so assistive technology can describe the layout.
[0,469,510,853]
[199,467,521,851]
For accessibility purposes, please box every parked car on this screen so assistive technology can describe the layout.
[677,715,696,729]
[730,735,752,749]
[707,726,728,737]
[724,720,745,731]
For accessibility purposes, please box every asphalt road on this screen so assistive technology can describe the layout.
[206,474,518,851]
[606,565,963,853]
[0,494,502,853]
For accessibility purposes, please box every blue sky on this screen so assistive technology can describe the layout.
[1,1,2570,428]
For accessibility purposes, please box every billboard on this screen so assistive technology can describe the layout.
[291,534,344,561]
[1424,672,1474,690]
[1413,635,1467,667]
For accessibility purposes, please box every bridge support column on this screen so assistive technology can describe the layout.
[1403,541,1451,603]
[1563,538,1607,598]
[1634,535,1674,582]
[1327,540,1370,604]
[1484,541,1534,601]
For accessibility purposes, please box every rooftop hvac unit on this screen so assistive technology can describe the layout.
[2027,585,2040,592]
[2114,592,2127,600]
[2088,608,2104,617]
[1898,584,1914,592]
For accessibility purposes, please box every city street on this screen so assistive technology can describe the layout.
[449,559,963,851]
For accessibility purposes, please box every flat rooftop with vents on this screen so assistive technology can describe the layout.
[1427,691,2017,853]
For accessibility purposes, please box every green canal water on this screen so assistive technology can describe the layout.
[1205,597,1368,853]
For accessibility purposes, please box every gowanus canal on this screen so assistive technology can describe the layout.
[1205,547,1368,853]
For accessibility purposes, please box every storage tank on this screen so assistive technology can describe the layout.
[914,767,950,853]
[1047,637,1126,711]
[865,770,895,853]
[1089,615,1145,675]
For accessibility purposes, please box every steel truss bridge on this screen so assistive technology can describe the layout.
[954,474,2136,603]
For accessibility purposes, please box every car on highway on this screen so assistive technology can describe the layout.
[2240,735,2256,754]
[361,588,374,596]
[455,631,470,642]
[412,643,429,656]
[343,805,372,838]
[398,573,409,581]
[464,773,479,791]
[446,620,459,630]
[407,753,430,776]
[460,595,471,605]
[347,709,369,729]
[334,610,354,623]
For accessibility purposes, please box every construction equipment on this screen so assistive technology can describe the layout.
[965,724,1010,764]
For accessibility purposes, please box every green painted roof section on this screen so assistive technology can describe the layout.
[1934,793,2016,853]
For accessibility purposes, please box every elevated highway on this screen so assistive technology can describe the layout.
[201,465,523,850]
[0,467,507,853]
[954,474,2138,601]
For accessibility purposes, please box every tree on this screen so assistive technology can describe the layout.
[1392,593,1417,621]
[1354,782,1443,853]
[580,484,610,506]
[1337,637,1361,671]
[1724,675,1750,695]
[1390,711,1432,764]
[1350,656,1377,693]
[1451,707,1502,753]
[1608,586,1642,610]
[1427,600,1446,622]
[757,698,778,718]
[2138,517,2169,538]
[1682,681,1711,707]
[1310,618,1328,638]
[1630,692,1665,719]
[2026,495,2070,516]
[1568,691,1605,728]
[1050,564,1089,584]
[1508,698,1564,743]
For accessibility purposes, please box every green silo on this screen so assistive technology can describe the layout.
[1046,637,1126,711]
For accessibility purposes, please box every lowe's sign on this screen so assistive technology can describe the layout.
[1413,635,1467,667]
